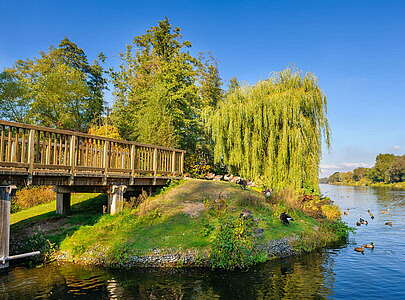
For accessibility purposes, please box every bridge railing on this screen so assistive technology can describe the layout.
[0,120,184,178]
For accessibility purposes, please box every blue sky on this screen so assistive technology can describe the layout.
[1,0,404,176]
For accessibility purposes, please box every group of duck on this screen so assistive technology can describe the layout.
[344,207,393,254]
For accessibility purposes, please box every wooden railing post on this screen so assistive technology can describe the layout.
[10,132,15,163]
[69,136,77,183]
[180,151,184,175]
[27,129,35,184]
[153,148,158,177]
[171,151,176,176]
[130,145,136,185]
[103,141,109,185]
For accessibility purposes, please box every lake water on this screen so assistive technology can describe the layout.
[1,184,405,299]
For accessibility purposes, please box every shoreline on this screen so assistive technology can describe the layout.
[53,237,296,269]
[324,182,405,190]
[52,235,344,269]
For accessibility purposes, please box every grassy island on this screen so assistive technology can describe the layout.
[10,179,350,270]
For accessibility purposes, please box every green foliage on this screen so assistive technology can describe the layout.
[19,231,56,264]
[352,167,368,181]
[227,77,240,95]
[210,214,266,270]
[374,154,397,182]
[111,18,222,162]
[201,222,215,237]
[209,68,330,191]
[6,38,106,131]
[321,220,354,240]
[320,205,341,220]
[0,70,31,122]
[88,123,122,139]
[292,220,351,252]
[185,153,213,177]
[112,18,198,149]
[198,56,223,108]
[327,153,405,185]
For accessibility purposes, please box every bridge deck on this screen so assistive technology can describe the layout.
[0,120,184,186]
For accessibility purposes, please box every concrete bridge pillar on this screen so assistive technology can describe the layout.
[0,185,16,270]
[56,192,71,215]
[108,185,127,215]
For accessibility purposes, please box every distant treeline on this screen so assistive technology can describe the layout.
[323,154,405,185]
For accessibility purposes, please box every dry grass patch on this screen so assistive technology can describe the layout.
[136,179,266,217]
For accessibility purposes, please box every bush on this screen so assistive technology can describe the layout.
[14,186,55,209]
[321,220,354,240]
[19,231,56,264]
[321,205,341,220]
[210,214,266,270]
[267,188,341,221]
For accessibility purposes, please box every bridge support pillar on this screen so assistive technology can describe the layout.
[0,185,16,270]
[108,185,127,215]
[56,192,71,215]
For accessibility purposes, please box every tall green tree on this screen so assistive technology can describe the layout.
[387,155,405,183]
[7,38,106,131]
[190,56,224,168]
[227,77,240,95]
[374,153,397,182]
[209,69,330,191]
[0,70,31,122]
[112,18,204,151]
[199,56,223,108]
[352,167,369,181]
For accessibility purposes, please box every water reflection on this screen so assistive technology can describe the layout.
[1,251,336,300]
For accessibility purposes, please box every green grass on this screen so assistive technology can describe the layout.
[11,179,347,268]
[11,193,102,225]
[59,180,340,266]
[11,193,106,248]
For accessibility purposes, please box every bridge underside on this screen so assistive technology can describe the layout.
[0,169,176,187]
[0,170,178,215]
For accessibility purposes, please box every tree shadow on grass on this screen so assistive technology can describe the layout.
[10,194,108,255]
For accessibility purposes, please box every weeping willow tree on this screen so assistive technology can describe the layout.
[209,69,330,191]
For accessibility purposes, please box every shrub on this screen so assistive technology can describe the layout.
[184,154,213,178]
[292,220,352,252]
[321,220,354,240]
[19,231,56,264]
[210,214,266,270]
[301,195,335,219]
[14,186,55,209]
[302,198,324,218]
[321,205,341,220]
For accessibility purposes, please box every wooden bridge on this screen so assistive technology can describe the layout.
[0,120,185,269]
